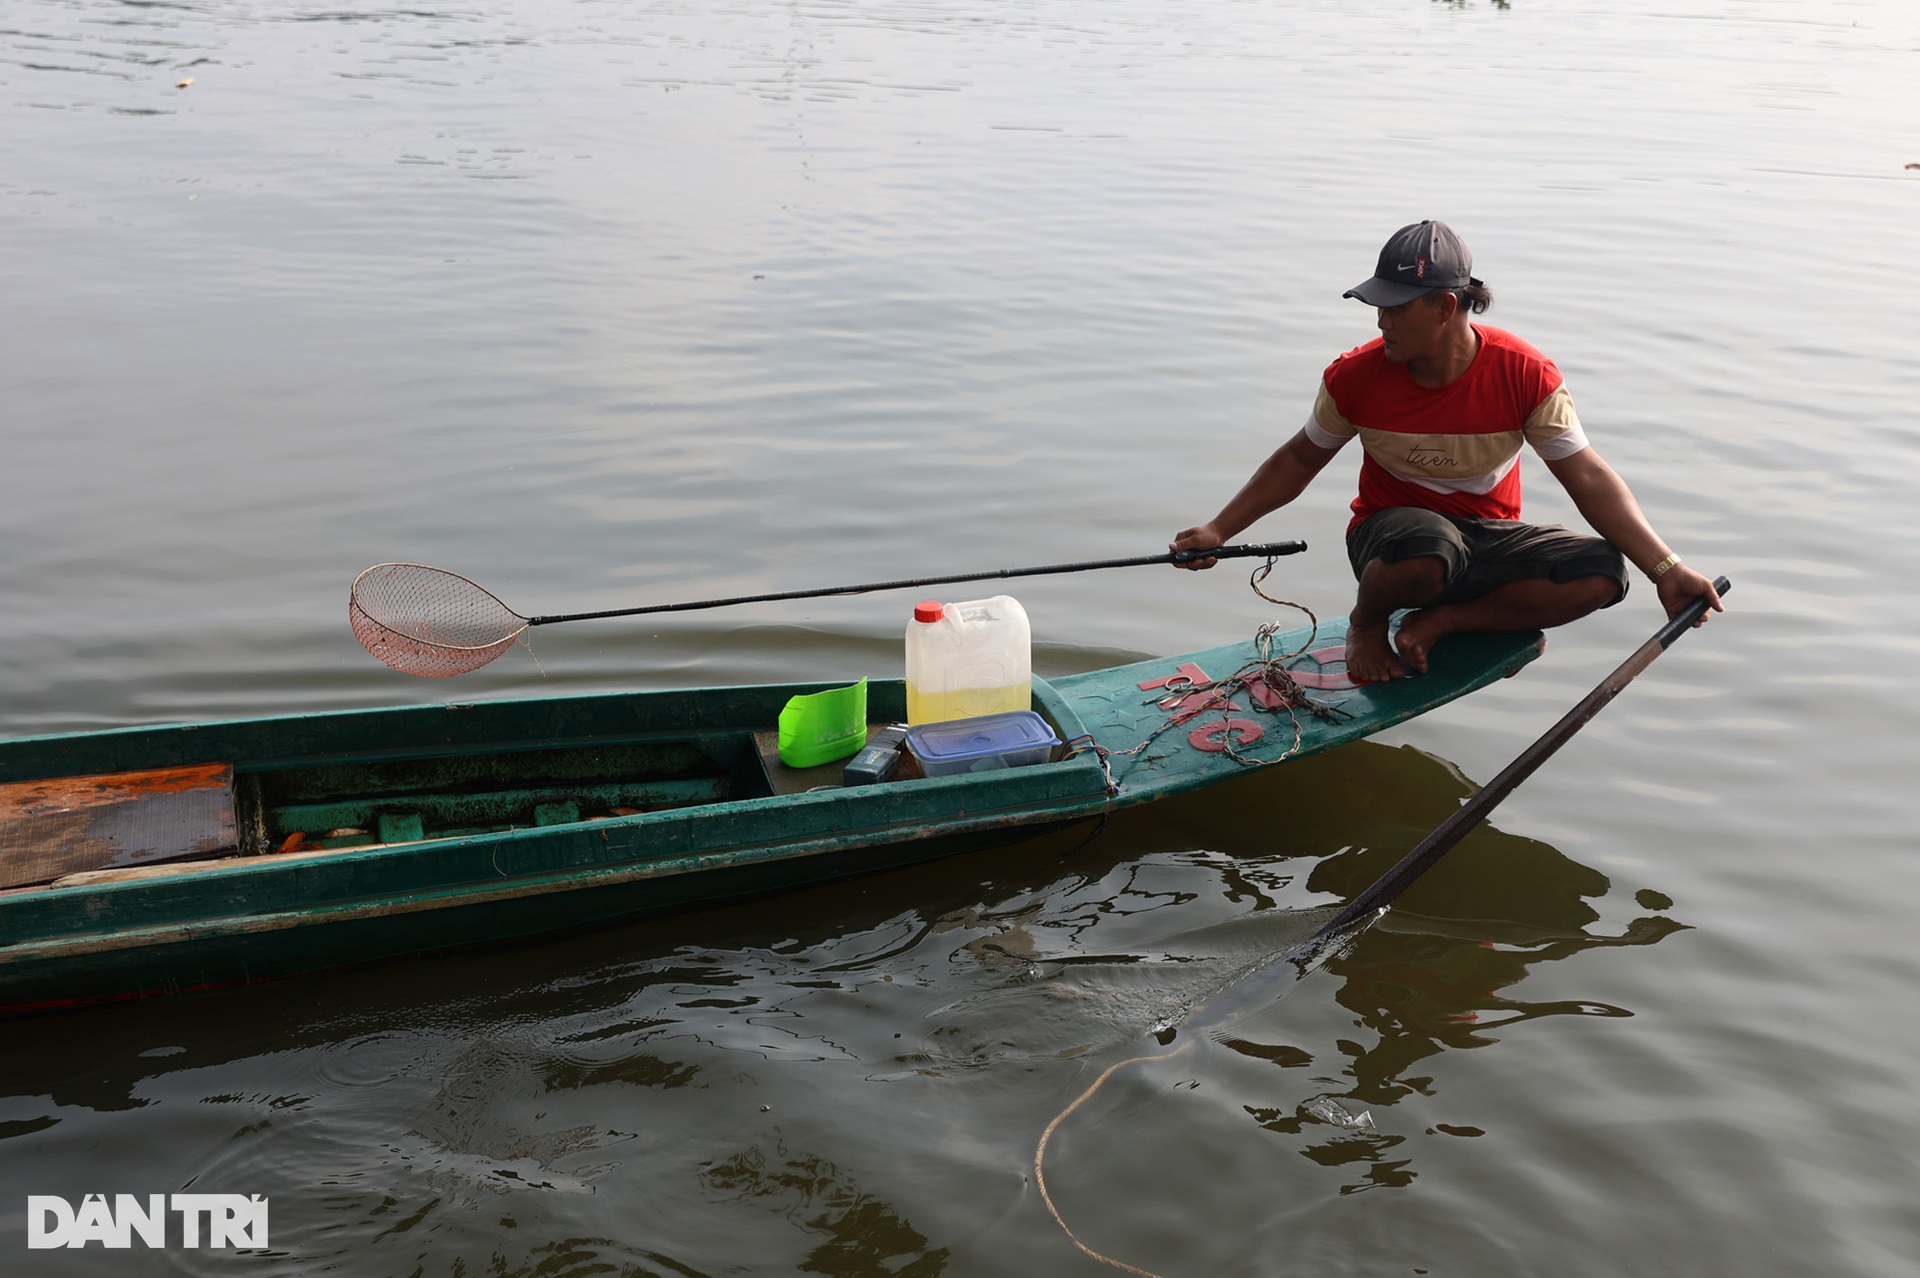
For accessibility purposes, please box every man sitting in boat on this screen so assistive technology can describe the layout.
[1170,219,1723,685]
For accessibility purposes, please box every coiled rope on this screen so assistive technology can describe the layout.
[1062,557,1350,793]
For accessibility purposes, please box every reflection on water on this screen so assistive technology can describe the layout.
[1027,747,1687,1276]
[0,742,1680,1274]
[702,1146,953,1277]
[1226,894,1684,1198]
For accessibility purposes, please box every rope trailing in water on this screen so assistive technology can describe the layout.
[1032,914,1381,1278]
[1033,1040,1199,1278]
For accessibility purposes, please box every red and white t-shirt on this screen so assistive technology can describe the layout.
[1303,325,1590,530]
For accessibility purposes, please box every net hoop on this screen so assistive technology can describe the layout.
[349,562,530,677]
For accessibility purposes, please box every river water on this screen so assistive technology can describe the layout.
[4,0,1918,1273]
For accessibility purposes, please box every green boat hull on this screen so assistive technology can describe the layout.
[0,621,1542,1015]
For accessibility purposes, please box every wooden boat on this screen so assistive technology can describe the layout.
[0,621,1543,1015]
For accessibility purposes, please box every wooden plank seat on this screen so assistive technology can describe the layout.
[0,763,237,890]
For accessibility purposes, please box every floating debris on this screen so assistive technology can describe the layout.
[175,77,195,89]
[1435,1123,1486,1138]
[1303,1095,1375,1130]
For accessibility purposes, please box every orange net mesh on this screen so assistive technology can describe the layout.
[349,563,528,677]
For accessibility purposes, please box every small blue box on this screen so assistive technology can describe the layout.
[842,724,909,787]
[904,711,1061,777]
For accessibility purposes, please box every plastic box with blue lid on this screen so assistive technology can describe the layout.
[903,710,1062,777]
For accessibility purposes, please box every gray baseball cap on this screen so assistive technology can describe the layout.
[1343,220,1482,307]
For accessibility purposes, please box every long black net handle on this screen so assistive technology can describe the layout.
[528,541,1308,626]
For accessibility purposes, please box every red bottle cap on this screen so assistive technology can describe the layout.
[913,601,944,623]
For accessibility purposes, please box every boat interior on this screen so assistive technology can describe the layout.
[0,684,1076,894]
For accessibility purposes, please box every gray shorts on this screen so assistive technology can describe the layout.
[1346,507,1629,607]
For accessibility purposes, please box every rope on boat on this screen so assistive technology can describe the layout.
[1062,555,1350,788]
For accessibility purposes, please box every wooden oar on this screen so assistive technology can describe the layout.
[1260,573,1733,987]
[1036,577,1730,1275]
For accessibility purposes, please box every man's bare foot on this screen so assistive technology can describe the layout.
[1345,622,1408,684]
[1392,608,1453,675]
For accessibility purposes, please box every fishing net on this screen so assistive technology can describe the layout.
[349,563,529,677]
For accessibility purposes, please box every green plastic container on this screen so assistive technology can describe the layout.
[777,678,868,769]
